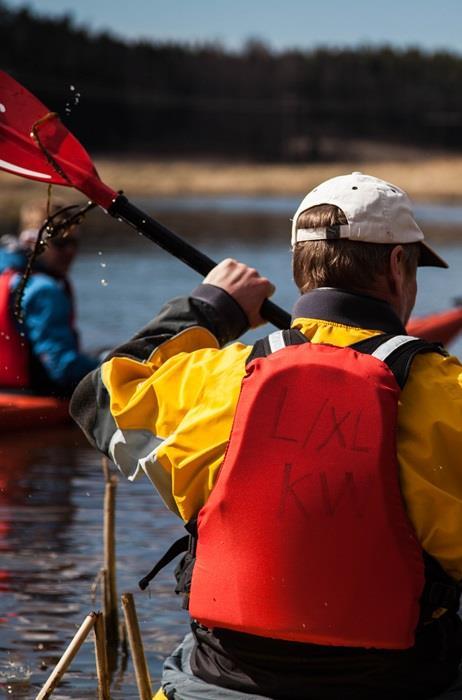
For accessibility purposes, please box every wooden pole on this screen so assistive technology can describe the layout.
[35,612,97,700]
[100,568,119,674]
[101,456,110,483]
[94,611,111,700]
[121,593,152,700]
[101,568,109,625]
[103,475,119,647]
[120,612,129,657]
[100,569,119,677]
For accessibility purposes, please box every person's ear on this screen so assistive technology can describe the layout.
[388,245,406,296]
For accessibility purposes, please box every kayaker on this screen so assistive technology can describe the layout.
[0,199,98,397]
[71,172,462,700]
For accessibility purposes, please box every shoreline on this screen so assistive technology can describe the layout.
[2,156,462,216]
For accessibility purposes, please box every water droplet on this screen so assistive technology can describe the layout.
[0,103,6,113]
[65,84,81,115]
[101,279,108,287]
[100,262,106,268]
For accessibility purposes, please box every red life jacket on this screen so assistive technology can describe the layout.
[0,269,30,388]
[189,330,445,650]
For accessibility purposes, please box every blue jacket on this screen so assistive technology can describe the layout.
[0,244,98,395]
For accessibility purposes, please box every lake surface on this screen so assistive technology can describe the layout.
[1,196,462,698]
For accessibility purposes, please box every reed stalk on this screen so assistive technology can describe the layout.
[121,592,152,700]
[94,611,111,699]
[35,612,97,700]
[101,456,110,483]
[103,475,119,646]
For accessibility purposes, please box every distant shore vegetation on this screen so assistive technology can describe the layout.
[2,1,462,162]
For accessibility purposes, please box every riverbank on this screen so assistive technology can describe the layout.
[2,155,462,216]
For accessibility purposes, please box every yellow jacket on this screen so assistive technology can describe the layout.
[71,286,462,582]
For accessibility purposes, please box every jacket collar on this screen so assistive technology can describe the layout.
[292,288,406,335]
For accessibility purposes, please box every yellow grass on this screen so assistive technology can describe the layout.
[90,156,462,201]
[1,156,462,218]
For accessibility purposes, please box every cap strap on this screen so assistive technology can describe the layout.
[294,224,351,243]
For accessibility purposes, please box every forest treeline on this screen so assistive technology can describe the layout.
[2,2,462,161]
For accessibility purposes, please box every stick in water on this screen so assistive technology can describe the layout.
[35,612,97,700]
[104,475,119,647]
[121,592,152,700]
[101,456,111,483]
[93,611,111,700]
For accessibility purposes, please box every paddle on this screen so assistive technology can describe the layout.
[0,70,291,329]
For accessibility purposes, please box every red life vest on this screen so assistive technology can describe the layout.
[189,331,436,650]
[0,269,30,388]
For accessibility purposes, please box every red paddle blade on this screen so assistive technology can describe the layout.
[0,71,117,209]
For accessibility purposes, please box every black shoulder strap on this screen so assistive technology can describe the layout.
[246,329,447,389]
[350,333,447,390]
[246,328,307,365]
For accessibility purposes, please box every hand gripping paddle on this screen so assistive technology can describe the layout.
[0,71,291,329]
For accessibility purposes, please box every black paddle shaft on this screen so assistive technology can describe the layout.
[109,195,291,330]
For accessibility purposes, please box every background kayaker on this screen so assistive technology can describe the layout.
[71,172,462,700]
[0,199,98,397]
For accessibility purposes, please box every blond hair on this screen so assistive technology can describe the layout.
[292,205,420,293]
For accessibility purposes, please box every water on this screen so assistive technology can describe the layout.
[0,427,188,698]
[1,197,462,698]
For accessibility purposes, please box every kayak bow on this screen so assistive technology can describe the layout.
[407,306,462,346]
[0,392,70,431]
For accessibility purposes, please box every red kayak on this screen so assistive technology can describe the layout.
[0,392,70,432]
[407,307,462,346]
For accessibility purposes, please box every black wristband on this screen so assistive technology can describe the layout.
[191,283,249,345]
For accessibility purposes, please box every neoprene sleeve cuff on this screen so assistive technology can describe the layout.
[191,283,249,345]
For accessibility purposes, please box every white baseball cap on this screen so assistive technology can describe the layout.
[291,172,448,268]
